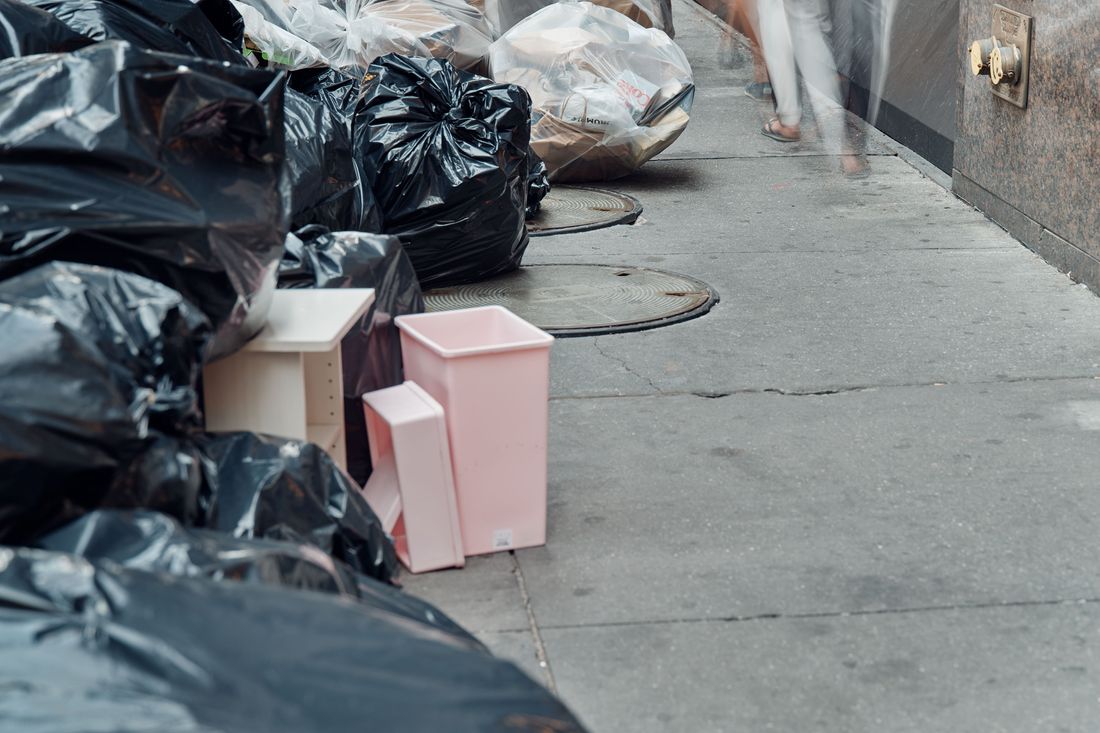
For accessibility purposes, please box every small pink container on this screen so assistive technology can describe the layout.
[396,306,554,556]
[362,382,464,573]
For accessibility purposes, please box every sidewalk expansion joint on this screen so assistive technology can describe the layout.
[654,152,898,163]
[536,596,1100,633]
[511,552,559,694]
[530,246,1015,257]
[693,373,1100,399]
[549,374,1100,402]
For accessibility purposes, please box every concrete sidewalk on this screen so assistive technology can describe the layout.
[407,3,1100,731]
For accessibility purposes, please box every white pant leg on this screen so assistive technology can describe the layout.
[784,0,846,155]
[756,0,801,125]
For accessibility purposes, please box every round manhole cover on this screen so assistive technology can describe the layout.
[424,264,718,336]
[528,186,642,236]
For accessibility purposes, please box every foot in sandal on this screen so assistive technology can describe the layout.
[761,118,801,143]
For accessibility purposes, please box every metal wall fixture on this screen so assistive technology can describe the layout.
[969,36,995,76]
[967,4,1032,108]
[989,43,1021,85]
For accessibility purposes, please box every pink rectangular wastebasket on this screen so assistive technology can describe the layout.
[396,306,554,556]
[361,382,465,573]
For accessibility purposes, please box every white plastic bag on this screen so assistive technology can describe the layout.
[353,0,496,71]
[233,1,330,68]
[232,0,494,71]
[489,1,693,182]
[484,0,671,35]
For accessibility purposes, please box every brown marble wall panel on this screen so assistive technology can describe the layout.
[955,1,1100,266]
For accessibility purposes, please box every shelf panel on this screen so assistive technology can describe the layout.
[306,423,342,453]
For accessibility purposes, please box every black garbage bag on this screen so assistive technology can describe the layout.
[41,509,360,594]
[289,66,386,233]
[193,0,245,48]
[290,65,365,115]
[39,509,471,638]
[202,431,399,583]
[279,227,424,483]
[25,0,245,63]
[0,547,590,732]
[356,54,532,289]
[284,89,373,232]
[0,263,213,547]
[527,148,552,219]
[0,0,92,59]
[0,41,287,360]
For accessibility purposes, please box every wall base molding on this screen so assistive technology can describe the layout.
[954,170,1100,294]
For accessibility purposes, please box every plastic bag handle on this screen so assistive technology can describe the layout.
[558,91,588,122]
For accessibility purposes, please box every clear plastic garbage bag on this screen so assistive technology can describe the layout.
[489,1,693,182]
[232,0,493,71]
[485,0,673,35]
[233,0,329,67]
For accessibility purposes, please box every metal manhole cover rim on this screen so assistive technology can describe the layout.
[528,186,643,237]
[424,264,720,337]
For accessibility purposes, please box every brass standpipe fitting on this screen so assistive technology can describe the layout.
[969,37,996,76]
[989,44,1022,85]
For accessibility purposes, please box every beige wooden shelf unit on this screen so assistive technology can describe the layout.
[203,289,375,472]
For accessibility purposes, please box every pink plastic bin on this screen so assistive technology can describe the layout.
[396,306,554,556]
[362,382,465,573]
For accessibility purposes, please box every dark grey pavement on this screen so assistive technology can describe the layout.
[406,2,1100,730]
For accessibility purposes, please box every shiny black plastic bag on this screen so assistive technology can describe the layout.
[0,263,213,546]
[289,66,386,233]
[0,41,287,360]
[25,0,245,63]
[527,148,552,219]
[202,431,399,583]
[356,54,532,289]
[279,228,424,483]
[290,65,366,117]
[0,547,589,732]
[40,509,471,637]
[284,89,373,233]
[0,0,92,58]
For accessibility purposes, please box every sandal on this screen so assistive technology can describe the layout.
[761,118,800,143]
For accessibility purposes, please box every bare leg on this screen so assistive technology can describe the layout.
[751,40,769,83]
[729,0,770,83]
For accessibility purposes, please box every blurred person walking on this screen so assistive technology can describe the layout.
[720,0,772,101]
[755,0,867,175]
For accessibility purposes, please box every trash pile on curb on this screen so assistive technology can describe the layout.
[0,0,693,728]
[490,2,694,181]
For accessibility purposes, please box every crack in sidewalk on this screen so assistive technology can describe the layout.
[511,553,558,694]
[535,596,1100,633]
[693,385,879,398]
[592,336,662,394]
[547,374,1100,402]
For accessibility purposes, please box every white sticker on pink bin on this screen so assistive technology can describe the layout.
[493,529,514,550]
